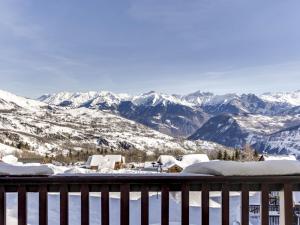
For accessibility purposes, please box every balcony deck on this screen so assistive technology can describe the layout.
[0,174,299,225]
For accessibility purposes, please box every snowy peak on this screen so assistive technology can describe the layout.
[0,89,45,111]
[181,91,214,106]
[38,91,131,108]
[181,91,242,107]
[260,90,300,106]
[131,91,189,106]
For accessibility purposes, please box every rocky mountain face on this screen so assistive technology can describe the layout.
[188,115,249,148]
[39,90,300,156]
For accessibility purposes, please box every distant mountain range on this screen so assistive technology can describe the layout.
[38,90,300,156]
[0,89,299,157]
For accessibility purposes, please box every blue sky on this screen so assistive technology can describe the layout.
[1,0,300,97]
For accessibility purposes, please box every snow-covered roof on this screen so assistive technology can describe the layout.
[157,155,181,169]
[181,154,209,167]
[163,162,183,170]
[260,154,297,161]
[157,155,177,165]
[158,154,209,169]
[86,155,125,168]
[2,155,18,164]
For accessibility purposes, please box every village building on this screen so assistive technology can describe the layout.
[156,154,209,173]
[85,155,125,170]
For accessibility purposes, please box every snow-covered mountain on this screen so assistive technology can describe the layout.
[35,89,300,156]
[40,91,209,136]
[0,90,46,111]
[260,90,300,106]
[0,89,228,157]
[38,91,130,108]
[252,124,300,155]
[39,90,299,135]
[189,113,300,154]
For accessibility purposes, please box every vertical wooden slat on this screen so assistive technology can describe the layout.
[161,185,169,225]
[60,185,68,225]
[81,185,89,225]
[222,184,229,225]
[181,184,189,225]
[141,186,149,225]
[202,183,209,225]
[284,183,293,225]
[0,186,5,225]
[39,185,48,225]
[101,186,109,225]
[261,184,269,225]
[241,184,249,225]
[120,184,130,225]
[18,186,27,225]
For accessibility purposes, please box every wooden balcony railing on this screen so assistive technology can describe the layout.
[0,175,299,225]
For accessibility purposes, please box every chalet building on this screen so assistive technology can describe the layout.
[165,164,184,173]
[156,154,209,173]
[85,155,125,170]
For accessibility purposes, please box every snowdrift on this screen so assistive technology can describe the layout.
[0,162,54,175]
[182,160,300,176]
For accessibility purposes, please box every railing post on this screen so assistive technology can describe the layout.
[141,186,149,225]
[60,185,68,225]
[280,183,293,225]
[161,185,169,225]
[222,184,229,225]
[202,183,209,225]
[81,185,89,225]
[261,184,269,225]
[120,184,130,225]
[181,184,189,225]
[18,186,27,225]
[101,186,109,225]
[39,185,48,225]
[0,186,5,225]
[241,184,249,225]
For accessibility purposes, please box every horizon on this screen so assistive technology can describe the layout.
[1,87,300,100]
[1,1,300,97]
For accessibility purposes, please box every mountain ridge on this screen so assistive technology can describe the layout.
[2,89,300,157]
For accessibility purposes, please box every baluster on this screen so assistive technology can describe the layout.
[60,185,68,225]
[120,184,130,225]
[241,184,249,225]
[181,184,189,225]
[141,186,149,225]
[202,183,209,225]
[39,185,48,225]
[81,185,89,225]
[0,186,5,225]
[222,184,229,225]
[261,184,269,225]
[161,185,169,225]
[18,186,27,225]
[101,186,109,225]
[283,183,293,225]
